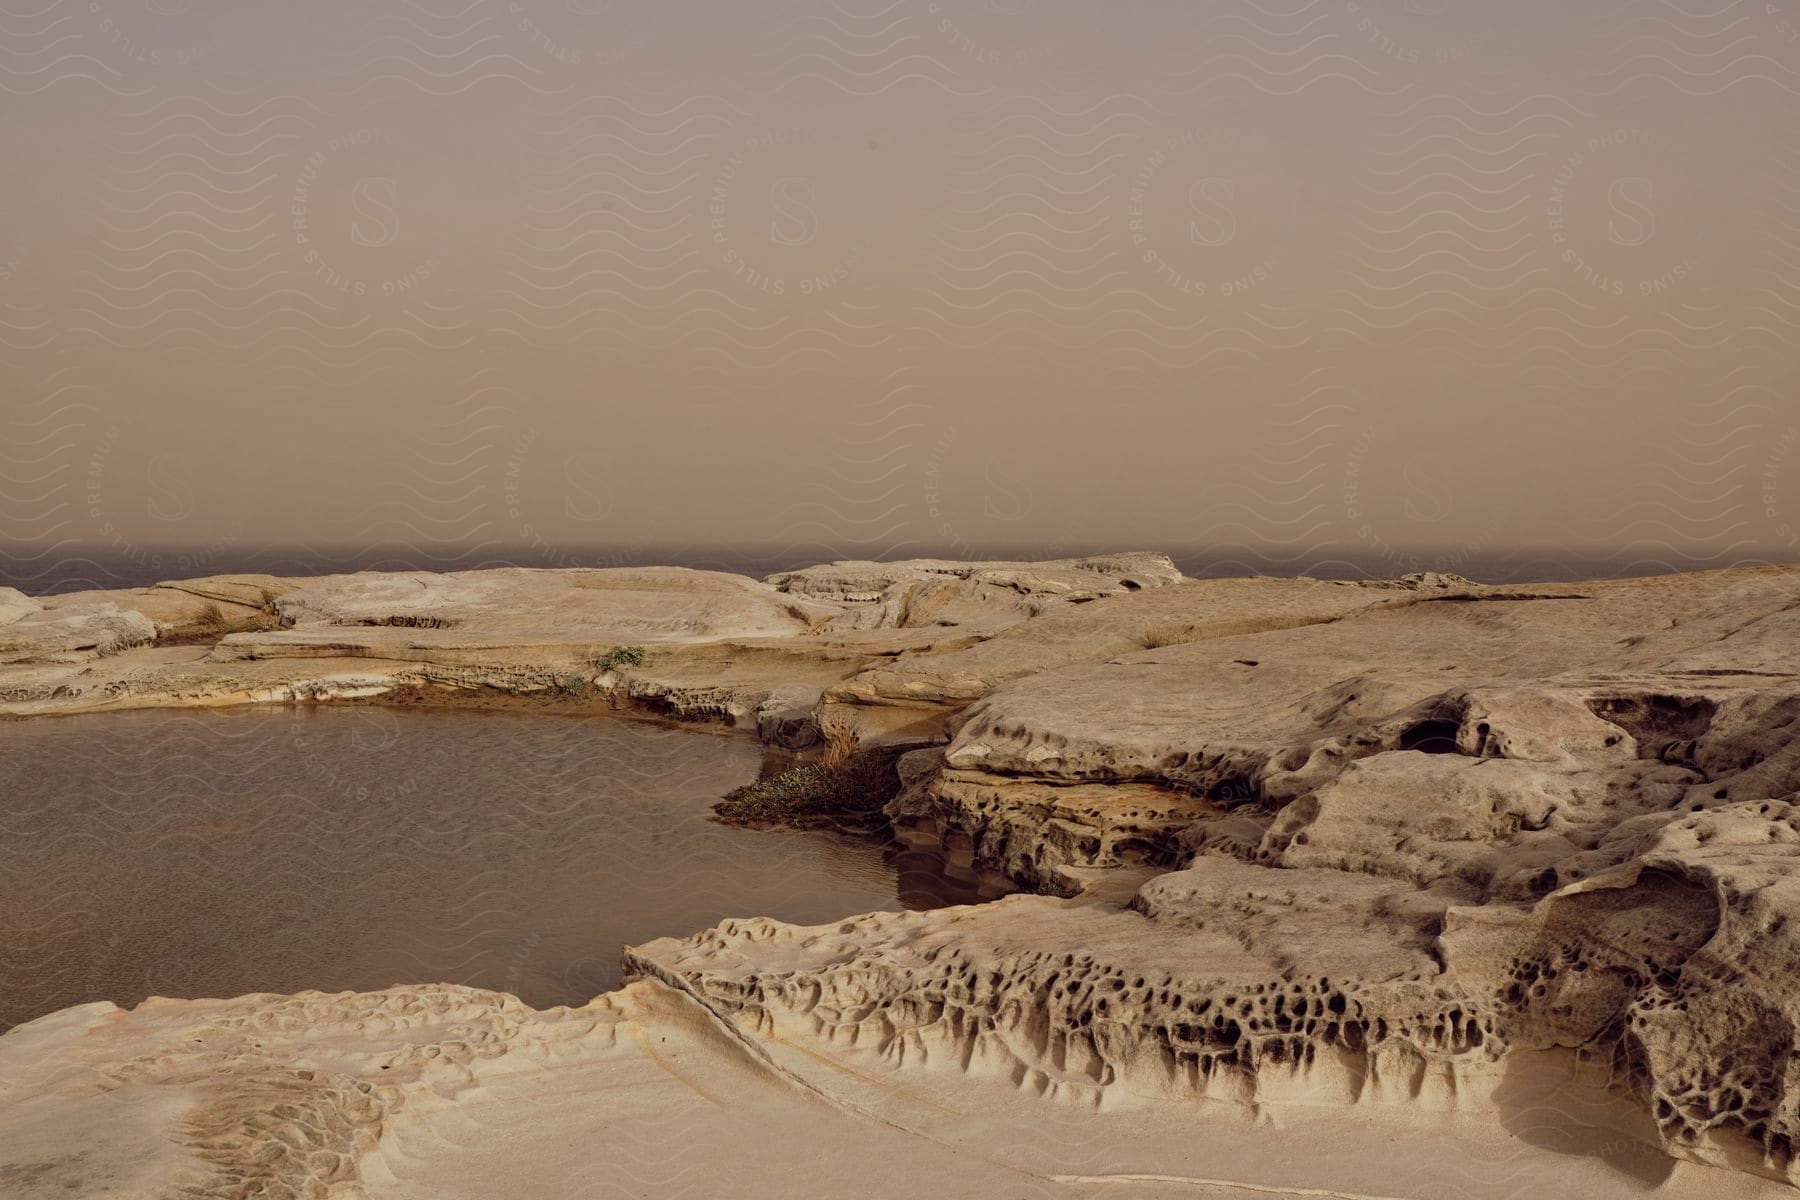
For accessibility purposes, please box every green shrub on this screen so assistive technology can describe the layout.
[553,675,595,701]
[595,645,647,672]
[713,742,915,831]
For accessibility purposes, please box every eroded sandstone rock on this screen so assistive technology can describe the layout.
[0,588,37,627]
[755,682,825,748]
[5,557,1800,1193]
[0,600,156,664]
[768,552,1184,636]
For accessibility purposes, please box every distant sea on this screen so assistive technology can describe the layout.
[7,543,1794,596]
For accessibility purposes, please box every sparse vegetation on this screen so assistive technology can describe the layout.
[155,597,283,646]
[716,761,830,823]
[363,614,453,629]
[1139,622,1199,650]
[594,645,647,672]
[714,735,916,832]
[819,709,860,770]
[552,675,596,701]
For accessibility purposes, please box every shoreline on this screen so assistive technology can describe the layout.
[5,553,1800,1196]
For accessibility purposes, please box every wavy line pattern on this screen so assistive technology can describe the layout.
[1,1,1795,583]
[11,9,1798,1193]
[0,707,989,1030]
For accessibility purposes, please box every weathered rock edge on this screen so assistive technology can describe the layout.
[6,557,1800,1192]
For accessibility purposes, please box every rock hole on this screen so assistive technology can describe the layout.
[1399,719,1462,754]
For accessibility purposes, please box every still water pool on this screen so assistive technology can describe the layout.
[0,707,977,1028]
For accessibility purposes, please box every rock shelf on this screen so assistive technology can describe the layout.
[5,555,1800,1197]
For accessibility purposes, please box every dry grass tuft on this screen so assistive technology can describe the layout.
[155,595,283,646]
[1139,622,1199,650]
[819,709,861,770]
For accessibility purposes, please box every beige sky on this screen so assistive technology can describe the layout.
[3,1,1797,583]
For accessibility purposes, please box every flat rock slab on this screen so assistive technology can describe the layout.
[834,574,1432,704]
[7,556,1800,1194]
[275,566,828,642]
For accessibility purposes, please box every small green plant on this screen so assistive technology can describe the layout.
[369,614,452,629]
[713,741,914,831]
[196,602,229,631]
[553,675,595,701]
[595,645,647,672]
[715,762,829,824]
[715,708,906,830]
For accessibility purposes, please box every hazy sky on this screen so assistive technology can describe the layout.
[3,1,1798,585]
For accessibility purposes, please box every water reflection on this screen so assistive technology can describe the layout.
[0,707,989,1028]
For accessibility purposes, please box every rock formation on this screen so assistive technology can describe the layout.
[4,556,1800,1197]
